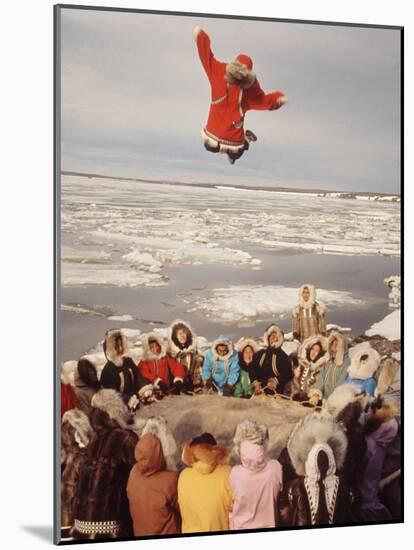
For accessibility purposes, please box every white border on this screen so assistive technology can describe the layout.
[1,1,410,548]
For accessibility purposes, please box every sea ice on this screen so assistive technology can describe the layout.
[365,309,401,341]
[185,285,365,325]
[108,314,135,322]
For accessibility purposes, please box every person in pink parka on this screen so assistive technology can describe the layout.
[229,420,283,530]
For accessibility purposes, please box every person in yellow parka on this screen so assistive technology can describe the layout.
[178,433,233,533]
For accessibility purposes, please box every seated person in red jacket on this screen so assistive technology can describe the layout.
[100,329,153,410]
[193,26,287,164]
[138,333,186,396]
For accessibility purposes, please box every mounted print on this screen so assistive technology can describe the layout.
[54,4,403,545]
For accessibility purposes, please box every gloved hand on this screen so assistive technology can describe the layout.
[222,384,234,397]
[171,380,183,395]
[267,378,279,391]
[128,394,139,412]
[204,377,213,390]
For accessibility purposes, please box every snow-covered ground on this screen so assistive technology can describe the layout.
[61,175,400,288]
[182,284,365,325]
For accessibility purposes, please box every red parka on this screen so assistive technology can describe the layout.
[138,333,185,389]
[195,28,285,146]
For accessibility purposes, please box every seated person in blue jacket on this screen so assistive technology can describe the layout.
[202,335,240,396]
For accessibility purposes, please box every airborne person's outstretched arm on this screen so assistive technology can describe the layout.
[244,78,287,111]
[193,26,222,83]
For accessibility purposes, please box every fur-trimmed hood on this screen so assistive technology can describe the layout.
[287,412,348,476]
[141,416,179,471]
[364,401,399,436]
[323,383,369,419]
[182,442,230,474]
[103,329,129,367]
[225,56,256,89]
[299,283,317,309]
[168,319,197,356]
[233,420,268,457]
[212,335,234,361]
[236,338,260,354]
[91,388,130,427]
[327,331,348,366]
[348,343,380,380]
[62,408,93,448]
[134,433,166,476]
[299,335,329,369]
[142,332,167,360]
[263,324,284,349]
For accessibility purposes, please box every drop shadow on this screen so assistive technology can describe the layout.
[21,525,53,543]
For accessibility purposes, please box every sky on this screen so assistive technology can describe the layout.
[60,8,401,193]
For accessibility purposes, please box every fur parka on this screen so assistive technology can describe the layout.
[194,28,285,151]
[292,284,326,342]
[168,319,204,391]
[251,325,293,394]
[73,406,138,539]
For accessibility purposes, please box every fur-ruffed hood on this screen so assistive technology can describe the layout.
[225,57,256,89]
[212,335,234,361]
[287,412,347,476]
[348,343,380,380]
[91,388,130,427]
[323,383,369,419]
[141,416,179,471]
[299,335,329,369]
[168,319,197,356]
[233,420,268,457]
[364,401,399,436]
[236,337,260,354]
[103,329,129,367]
[298,283,317,309]
[142,332,167,360]
[263,324,284,349]
[182,441,229,473]
[62,408,93,448]
[376,357,400,397]
[327,330,348,366]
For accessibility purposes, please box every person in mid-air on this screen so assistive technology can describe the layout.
[193,26,287,164]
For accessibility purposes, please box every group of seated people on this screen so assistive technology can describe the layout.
[60,283,401,540]
[61,284,382,415]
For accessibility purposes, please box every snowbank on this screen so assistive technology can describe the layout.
[365,309,401,341]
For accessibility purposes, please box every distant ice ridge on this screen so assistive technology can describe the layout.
[365,309,400,341]
[184,285,365,325]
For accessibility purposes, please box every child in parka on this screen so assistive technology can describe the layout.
[292,284,327,342]
[101,329,153,409]
[230,420,283,530]
[234,338,259,398]
[251,325,293,396]
[127,429,181,536]
[309,330,351,405]
[193,27,287,165]
[291,335,329,403]
[202,335,240,396]
[178,433,233,533]
[168,319,204,394]
[138,332,186,397]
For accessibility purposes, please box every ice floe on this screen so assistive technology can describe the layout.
[61,174,400,289]
[183,285,365,325]
[365,309,401,341]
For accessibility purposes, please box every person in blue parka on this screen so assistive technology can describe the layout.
[346,344,381,397]
[202,335,240,396]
